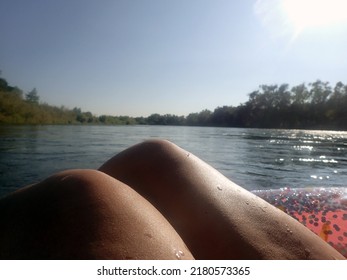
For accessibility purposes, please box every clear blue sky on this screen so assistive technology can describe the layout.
[1,0,347,117]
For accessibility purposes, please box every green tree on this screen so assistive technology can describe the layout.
[25,88,40,104]
[291,83,309,105]
[147,113,163,125]
[211,106,236,127]
[0,78,8,91]
[309,80,331,105]
[197,109,212,126]
[186,113,199,126]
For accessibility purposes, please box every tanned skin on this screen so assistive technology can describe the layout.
[0,140,344,259]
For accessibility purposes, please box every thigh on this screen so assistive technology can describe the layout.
[0,169,194,260]
[99,140,345,260]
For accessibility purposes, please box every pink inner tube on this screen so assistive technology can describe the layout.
[252,187,347,258]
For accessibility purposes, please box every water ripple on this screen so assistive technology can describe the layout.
[1,126,347,197]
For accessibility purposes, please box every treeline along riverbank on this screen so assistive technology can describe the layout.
[1,76,347,130]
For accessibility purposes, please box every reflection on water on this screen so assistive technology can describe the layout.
[238,129,347,190]
[1,125,347,197]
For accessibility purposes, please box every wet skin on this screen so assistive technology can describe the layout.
[0,170,193,259]
[0,140,345,259]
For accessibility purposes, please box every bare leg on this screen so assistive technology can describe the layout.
[0,169,193,260]
[99,139,345,260]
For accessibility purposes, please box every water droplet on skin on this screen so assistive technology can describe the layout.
[174,250,184,259]
[144,233,153,238]
[305,248,311,258]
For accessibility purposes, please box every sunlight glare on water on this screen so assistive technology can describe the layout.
[1,126,347,197]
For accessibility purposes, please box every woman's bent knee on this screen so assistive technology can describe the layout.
[0,169,193,260]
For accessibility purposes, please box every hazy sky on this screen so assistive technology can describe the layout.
[1,0,347,117]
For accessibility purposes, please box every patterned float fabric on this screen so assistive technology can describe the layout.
[253,187,347,257]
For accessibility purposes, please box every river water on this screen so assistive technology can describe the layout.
[1,125,347,197]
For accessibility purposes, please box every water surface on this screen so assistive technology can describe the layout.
[1,125,347,197]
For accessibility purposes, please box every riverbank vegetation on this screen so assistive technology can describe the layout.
[1,75,347,129]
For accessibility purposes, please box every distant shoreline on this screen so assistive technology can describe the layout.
[1,123,346,133]
[2,77,347,130]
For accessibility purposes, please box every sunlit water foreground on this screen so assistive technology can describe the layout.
[1,125,347,197]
